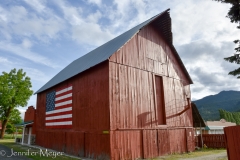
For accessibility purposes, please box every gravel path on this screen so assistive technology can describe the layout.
[0,144,32,160]
[179,151,228,160]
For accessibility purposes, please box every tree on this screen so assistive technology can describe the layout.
[0,69,33,139]
[214,0,240,77]
[219,109,240,124]
[5,109,22,138]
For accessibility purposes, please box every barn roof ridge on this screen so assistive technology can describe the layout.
[35,8,192,94]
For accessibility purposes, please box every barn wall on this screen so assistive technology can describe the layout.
[109,25,193,159]
[24,106,35,122]
[24,106,36,134]
[36,62,110,159]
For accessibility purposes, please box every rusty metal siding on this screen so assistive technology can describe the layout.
[36,62,110,158]
[224,126,240,160]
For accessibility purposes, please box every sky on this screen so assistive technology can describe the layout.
[0,0,240,118]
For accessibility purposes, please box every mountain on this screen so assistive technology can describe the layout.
[193,90,240,121]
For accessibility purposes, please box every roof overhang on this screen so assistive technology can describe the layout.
[15,121,34,127]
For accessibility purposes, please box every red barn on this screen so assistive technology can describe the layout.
[35,9,194,159]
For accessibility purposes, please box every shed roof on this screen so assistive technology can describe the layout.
[192,103,206,128]
[36,9,193,94]
[205,120,236,127]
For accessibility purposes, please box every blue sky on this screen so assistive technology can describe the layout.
[0,0,240,118]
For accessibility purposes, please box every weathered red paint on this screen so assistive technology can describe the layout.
[108,24,194,159]
[24,106,35,122]
[24,106,36,134]
[36,62,110,159]
[197,134,226,148]
[224,126,240,160]
[36,19,194,159]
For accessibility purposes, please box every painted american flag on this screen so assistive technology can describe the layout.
[45,85,72,128]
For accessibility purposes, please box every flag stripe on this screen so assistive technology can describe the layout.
[55,96,72,104]
[54,104,72,110]
[46,107,72,115]
[56,86,72,95]
[46,114,72,120]
[46,118,72,123]
[46,121,72,126]
[55,100,72,107]
[45,85,73,128]
[55,93,72,101]
[55,90,72,99]
[46,110,72,117]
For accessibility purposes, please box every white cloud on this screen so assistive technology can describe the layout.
[0,41,59,68]
[170,0,239,46]
[18,108,26,120]
[87,0,102,6]
[24,0,46,13]
[0,5,65,43]
[0,57,11,64]
[0,0,239,103]
[24,67,51,83]
[55,0,114,46]
[22,39,32,49]
[72,22,114,46]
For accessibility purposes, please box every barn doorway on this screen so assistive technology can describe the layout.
[155,75,166,125]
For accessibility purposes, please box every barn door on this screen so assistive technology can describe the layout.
[155,76,166,125]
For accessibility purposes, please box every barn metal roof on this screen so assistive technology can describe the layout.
[36,9,192,94]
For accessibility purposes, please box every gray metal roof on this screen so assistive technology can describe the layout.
[35,9,192,94]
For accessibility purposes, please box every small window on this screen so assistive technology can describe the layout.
[155,76,166,125]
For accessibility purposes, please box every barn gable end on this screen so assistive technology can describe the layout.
[35,9,194,160]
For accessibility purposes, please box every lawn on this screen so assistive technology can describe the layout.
[0,137,227,160]
[155,148,227,160]
[0,139,80,160]
[3,133,22,139]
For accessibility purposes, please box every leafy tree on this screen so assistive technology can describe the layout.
[2,108,22,138]
[214,0,240,77]
[0,69,33,139]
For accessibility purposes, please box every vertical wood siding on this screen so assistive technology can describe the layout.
[36,62,110,159]
[24,106,36,134]
[24,106,35,122]
[110,130,143,160]
[224,126,240,160]
[36,22,193,159]
[109,24,193,159]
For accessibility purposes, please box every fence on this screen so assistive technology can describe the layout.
[196,134,226,148]
[224,126,240,160]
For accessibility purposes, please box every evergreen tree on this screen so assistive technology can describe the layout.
[214,0,240,78]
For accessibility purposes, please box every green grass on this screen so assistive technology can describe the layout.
[0,138,227,160]
[3,134,22,139]
[154,148,227,160]
[0,139,80,160]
